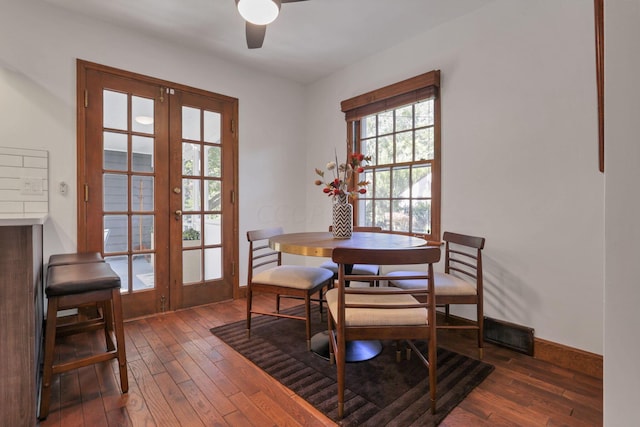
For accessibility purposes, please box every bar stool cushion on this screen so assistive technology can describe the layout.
[46,262,120,297]
[48,252,104,267]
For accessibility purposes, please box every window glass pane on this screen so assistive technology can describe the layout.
[103,132,128,171]
[378,135,393,165]
[378,111,393,135]
[182,179,201,211]
[182,214,201,245]
[182,143,201,176]
[205,180,221,211]
[131,176,154,211]
[132,253,155,291]
[105,255,129,293]
[412,166,432,198]
[357,198,373,227]
[363,138,377,165]
[415,100,434,127]
[362,115,377,138]
[392,166,410,198]
[361,170,373,198]
[204,145,221,177]
[204,111,221,143]
[104,215,128,253]
[132,136,154,172]
[395,105,413,132]
[183,249,202,284]
[104,174,128,212]
[204,214,221,245]
[412,199,431,234]
[374,200,390,229]
[132,215,154,252]
[391,200,410,232]
[182,106,200,141]
[415,128,434,161]
[374,169,390,198]
[395,131,413,163]
[205,248,222,280]
[132,96,154,134]
[103,90,127,130]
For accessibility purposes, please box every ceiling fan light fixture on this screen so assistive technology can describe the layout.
[237,0,280,25]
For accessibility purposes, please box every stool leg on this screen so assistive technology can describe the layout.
[39,297,59,420]
[102,300,115,351]
[111,289,128,393]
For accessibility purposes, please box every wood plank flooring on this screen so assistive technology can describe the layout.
[38,295,603,426]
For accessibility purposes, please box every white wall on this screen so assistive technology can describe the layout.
[305,0,604,355]
[604,1,640,424]
[0,0,308,283]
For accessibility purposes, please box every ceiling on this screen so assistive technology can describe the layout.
[42,0,493,85]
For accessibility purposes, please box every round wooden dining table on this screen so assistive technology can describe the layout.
[269,231,428,361]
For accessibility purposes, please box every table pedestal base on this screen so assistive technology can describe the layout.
[310,331,382,362]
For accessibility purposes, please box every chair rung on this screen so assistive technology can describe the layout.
[55,318,106,337]
[52,350,118,374]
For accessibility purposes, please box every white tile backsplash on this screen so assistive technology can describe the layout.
[0,147,48,214]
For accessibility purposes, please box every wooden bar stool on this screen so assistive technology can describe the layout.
[39,261,128,420]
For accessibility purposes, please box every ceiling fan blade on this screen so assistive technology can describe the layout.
[281,0,309,2]
[246,22,267,49]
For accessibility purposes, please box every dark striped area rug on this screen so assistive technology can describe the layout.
[210,305,494,426]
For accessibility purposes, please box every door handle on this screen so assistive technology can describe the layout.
[174,210,182,220]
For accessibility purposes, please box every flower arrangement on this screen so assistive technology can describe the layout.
[314,151,371,201]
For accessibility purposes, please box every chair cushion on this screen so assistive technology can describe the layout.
[325,288,427,326]
[252,265,333,290]
[387,271,477,296]
[46,262,121,297]
[48,252,104,267]
[319,260,380,275]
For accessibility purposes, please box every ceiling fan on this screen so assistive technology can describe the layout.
[235,0,309,49]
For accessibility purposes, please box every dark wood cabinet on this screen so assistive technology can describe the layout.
[0,223,44,426]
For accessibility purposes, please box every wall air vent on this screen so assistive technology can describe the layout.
[484,316,534,356]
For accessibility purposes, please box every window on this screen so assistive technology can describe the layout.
[341,70,441,241]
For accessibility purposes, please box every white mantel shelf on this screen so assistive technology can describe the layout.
[0,213,48,226]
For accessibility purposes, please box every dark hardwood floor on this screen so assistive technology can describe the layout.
[38,295,603,426]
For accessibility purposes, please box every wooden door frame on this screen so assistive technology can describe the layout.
[76,59,241,310]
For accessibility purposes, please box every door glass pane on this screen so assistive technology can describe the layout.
[132,253,154,291]
[182,214,201,246]
[103,132,128,171]
[103,90,127,130]
[104,215,128,253]
[182,106,200,141]
[132,215,154,251]
[104,174,128,212]
[105,255,129,293]
[183,249,202,284]
[204,111,221,143]
[183,143,201,176]
[132,96,154,134]
[205,180,221,211]
[204,146,221,177]
[132,176,154,212]
[182,179,201,211]
[205,248,222,280]
[132,136,154,172]
[204,214,221,245]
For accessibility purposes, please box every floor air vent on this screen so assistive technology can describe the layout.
[484,316,534,356]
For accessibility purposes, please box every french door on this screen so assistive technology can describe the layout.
[77,60,238,318]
